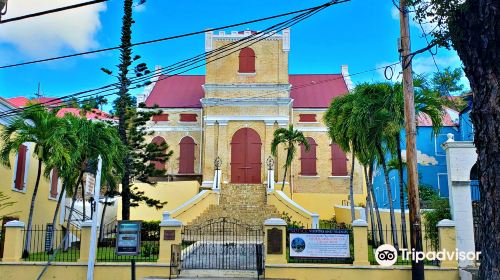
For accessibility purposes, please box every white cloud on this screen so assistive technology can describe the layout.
[0,0,106,58]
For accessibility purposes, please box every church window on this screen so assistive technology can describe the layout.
[331,143,348,176]
[300,137,317,176]
[239,47,256,73]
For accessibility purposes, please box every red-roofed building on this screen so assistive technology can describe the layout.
[138,28,361,200]
[56,108,116,121]
[6,96,64,108]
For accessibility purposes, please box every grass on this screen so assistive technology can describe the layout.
[23,243,159,263]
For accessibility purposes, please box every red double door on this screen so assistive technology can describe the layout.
[230,128,262,184]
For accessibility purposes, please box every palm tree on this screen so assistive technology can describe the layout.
[0,105,69,256]
[324,94,358,221]
[271,125,310,192]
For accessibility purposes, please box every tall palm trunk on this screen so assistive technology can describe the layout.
[365,165,384,245]
[349,152,356,221]
[81,180,86,220]
[281,145,292,192]
[64,170,84,250]
[376,144,399,250]
[396,135,408,249]
[49,182,66,252]
[366,189,377,247]
[23,158,43,257]
[281,164,288,192]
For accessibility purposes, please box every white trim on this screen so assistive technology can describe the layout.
[437,173,448,197]
[147,126,202,132]
[295,126,327,132]
[237,72,256,76]
[204,115,289,122]
[293,108,328,112]
[298,175,320,178]
[203,83,291,91]
[11,142,31,193]
[297,122,320,125]
[201,98,292,107]
[328,175,350,179]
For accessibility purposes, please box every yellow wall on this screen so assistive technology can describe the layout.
[265,265,458,280]
[170,190,218,225]
[0,139,61,229]
[117,181,200,221]
[0,263,171,280]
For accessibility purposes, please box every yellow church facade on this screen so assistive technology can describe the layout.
[137,29,366,221]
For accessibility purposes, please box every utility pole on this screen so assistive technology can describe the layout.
[35,82,42,98]
[399,0,424,279]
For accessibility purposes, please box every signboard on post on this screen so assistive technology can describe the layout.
[116,221,142,256]
[288,229,350,259]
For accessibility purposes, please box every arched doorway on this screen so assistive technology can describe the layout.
[179,136,196,174]
[231,128,262,183]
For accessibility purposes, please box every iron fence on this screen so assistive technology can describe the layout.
[367,227,439,266]
[21,224,81,262]
[96,222,160,262]
[286,228,354,264]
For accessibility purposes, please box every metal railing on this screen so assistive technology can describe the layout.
[21,224,81,262]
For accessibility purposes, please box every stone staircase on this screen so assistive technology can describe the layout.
[188,184,280,227]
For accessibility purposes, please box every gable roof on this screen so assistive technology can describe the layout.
[417,108,459,127]
[7,96,63,108]
[144,74,349,109]
[56,108,115,121]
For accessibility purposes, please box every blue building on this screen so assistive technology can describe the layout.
[372,104,475,209]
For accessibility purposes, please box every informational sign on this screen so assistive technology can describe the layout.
[44,224,54,252]
[116,221,142,256]
[289,229,350,258]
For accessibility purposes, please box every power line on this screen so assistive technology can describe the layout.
[0,0,349,70]
[0,1,335,117]
[0,0,108,24]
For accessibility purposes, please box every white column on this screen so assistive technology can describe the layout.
[442,135,477,267]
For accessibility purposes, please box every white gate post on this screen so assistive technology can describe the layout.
[442,135,477,267]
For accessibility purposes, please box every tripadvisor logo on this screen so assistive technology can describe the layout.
[375,244,481,267]
[375,244,398,267]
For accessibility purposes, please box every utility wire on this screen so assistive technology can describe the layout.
[0,0,349,69]
[0,0,108,24]
[0,1,334,118]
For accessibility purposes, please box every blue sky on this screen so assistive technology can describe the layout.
[0,0,468,106]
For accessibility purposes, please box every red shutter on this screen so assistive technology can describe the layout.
[152,114,169,122]
[179,114,197,122]
[299,114,317,122]
[239,47,256,73]
[151,136,166,170]
[50,169,59,198]
[331,143,348,176]
[14,145,27,190]
[300,138,317,176]
[179,137,195,174]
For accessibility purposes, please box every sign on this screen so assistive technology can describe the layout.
[163,230,176,241]
[44,224,54,252]
[116,221,142,255]
[289,229,350,258]
[267,228,283,254]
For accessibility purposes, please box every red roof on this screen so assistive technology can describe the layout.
[7,96,63,108]
[145,75,205,108]
[144,74,349,109]
[56,108,115,121]
[417,108,459,127]
[290,74,348,108]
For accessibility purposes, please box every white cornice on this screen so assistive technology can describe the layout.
[146,126,202,132]
[201,98,292,107]
[204,115,289,126]
[295,126,327,132]
[203,83,291,91]
[294,108,328,112]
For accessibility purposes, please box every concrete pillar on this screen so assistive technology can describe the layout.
[2,221,25,262]
[264,218,287,264]
[437,219,458,268]
[158,212,182,264]
[352,219,370,266]
[442,137,477,267]
[217,121,228,184]
[78,221,94,262]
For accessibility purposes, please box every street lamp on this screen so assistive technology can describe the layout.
[0,0,8,20]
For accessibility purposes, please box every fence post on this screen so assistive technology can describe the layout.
[437,219,458,268]
[352,219,370,266]
[264,218,287,264]
[2,220,25,262]
[78,221,94,263]
[158,212,182,264]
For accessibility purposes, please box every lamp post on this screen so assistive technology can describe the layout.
[0,0,8,20]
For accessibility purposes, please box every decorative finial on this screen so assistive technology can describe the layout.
[214,156,222,170]
[266,156,275,170]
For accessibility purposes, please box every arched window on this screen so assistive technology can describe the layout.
[239,47,256,73]
[331,143,348,176]
[179,137,196,174]
[151,136,166,171]
[14,144,28,190]
[300,137,317,176]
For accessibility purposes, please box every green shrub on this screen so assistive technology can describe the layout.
[281,212,304,229]
[423,197,451,250]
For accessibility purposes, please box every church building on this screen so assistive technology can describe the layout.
[137,29,366,220]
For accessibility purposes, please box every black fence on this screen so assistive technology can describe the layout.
[367,227,439,266]
[22,224,81,262]
[286,228,354,264]
[97,223,160,262]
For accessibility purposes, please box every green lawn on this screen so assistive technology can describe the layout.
[23,245,159,262]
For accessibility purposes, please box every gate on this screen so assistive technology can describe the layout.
[181,218,264,271]
[471,179,481,252]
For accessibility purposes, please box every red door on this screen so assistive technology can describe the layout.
[179,137,195,174]
[231,128,262,183]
